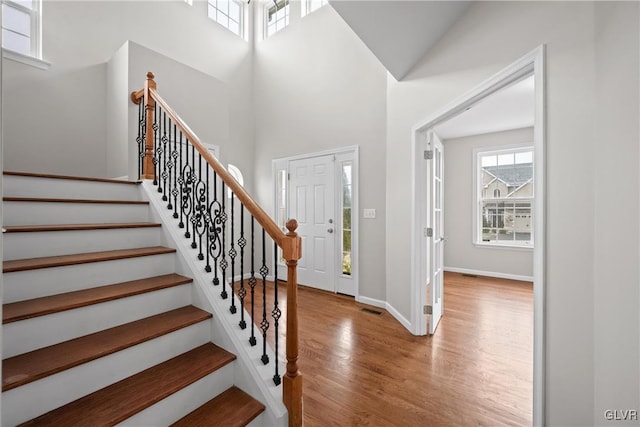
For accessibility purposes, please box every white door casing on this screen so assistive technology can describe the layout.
[288,155,336,292]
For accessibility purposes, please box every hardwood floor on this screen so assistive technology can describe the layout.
[236,271,533,426]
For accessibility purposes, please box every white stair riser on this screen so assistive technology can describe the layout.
[2,321,212,427]
[246,415,264,427]
[3,227,162,261]
[117,363,235,426]
[4,253,176,303]
[3,201,150,226]
[3,284,192,358]
[3,175,142,200]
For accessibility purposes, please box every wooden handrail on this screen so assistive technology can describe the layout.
[132,72,303,426]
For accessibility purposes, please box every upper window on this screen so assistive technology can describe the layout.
[476,147,534,247]
[1,0,40,58]
[265,0,289,38]
[208,0,243,37]
[301,0,327,17]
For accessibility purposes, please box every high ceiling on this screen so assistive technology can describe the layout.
[329,1,471,81]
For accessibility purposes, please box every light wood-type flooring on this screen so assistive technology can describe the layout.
[236,271,533,426]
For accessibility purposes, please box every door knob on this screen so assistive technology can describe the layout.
[327,228,334,234]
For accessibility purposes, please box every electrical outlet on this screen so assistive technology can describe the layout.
[363,208,376,219]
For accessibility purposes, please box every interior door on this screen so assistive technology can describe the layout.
[289,155,336,292]
[428,132,444,334]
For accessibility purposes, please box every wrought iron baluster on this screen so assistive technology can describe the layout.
[229,193,237,314]
[205,165,212,273]
[249,216,257,346]
[260,229,270,365]
[272,240,281,385]
[220,182,228,299]
[159,110,167,198]
[194,154,207,260]
[170,124,179,216]
[136,100,144,179]
[165,119,173,210]
[178,131,185,228]
[209,172,222,287]
[152,104,159,185]
[182,140,195,240]
[238,205,247,329]
[190,141,197,248]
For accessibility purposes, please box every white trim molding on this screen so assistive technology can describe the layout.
[444,266,533,283]
[2,49,50,70]
[355,296,413,332]
[410,45,546,426]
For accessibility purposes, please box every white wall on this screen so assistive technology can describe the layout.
[593,1,640,423]
[385,1,639,425]
[443,127,534,280]
[253,5,388,301]
[106,43,129,179]
[3,0,251,178]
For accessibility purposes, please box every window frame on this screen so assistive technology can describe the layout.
[1,0,48,68]
[473,144,535,249]
[207,0,245,39]
[264,0,290,39]
[301,0,327,17]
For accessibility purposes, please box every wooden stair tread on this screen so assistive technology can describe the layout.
[4,222,161,233]
[3,274,193,324]
[3,197,148,205]
[4,171,141,185]
[3,246,176,273]
[2,306,212,391]
[19,343,235,426]
[171,386,265,427]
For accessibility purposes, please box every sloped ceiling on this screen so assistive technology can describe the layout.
[329,0,471,80]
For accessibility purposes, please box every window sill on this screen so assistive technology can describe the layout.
[474,242,534,251]
[2,49,50,70]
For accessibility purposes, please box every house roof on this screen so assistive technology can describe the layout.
[483,163,533,186]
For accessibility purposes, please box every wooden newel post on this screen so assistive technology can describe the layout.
[282,219,303,427]
[142,72,157,180]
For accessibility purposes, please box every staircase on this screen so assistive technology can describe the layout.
[2,171,266,426]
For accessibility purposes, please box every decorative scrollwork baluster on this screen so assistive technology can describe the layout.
[249,216,257,346]
[260,229,270,365]
[272,240,281,385]
[238,205,247,330]
[136,100,144,179]
[208,172,222,287]
[229,193,237,314]
[152,104,159,186]
[193,155,208,260]
[204,166,212,273]
[177,132,185,228]
[220,182,228,299]
[159,110,168,199]
[170,125,179,216]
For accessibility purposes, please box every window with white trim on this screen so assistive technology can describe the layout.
[1,0,40,58]
[301,0,327,17]
[265,0,289,38]
[476,147,534,247]
[208,0,243,37]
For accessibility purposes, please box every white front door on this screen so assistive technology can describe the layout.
[428,132,444,334]
[289,155,336,292]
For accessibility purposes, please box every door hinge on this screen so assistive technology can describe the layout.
[424,150,433,160]
[425,227,433,237]
[287,173,290,180]
[424,305,432,315]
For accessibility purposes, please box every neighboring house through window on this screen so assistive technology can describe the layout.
[1,0,41,58]
[476,146,534,247]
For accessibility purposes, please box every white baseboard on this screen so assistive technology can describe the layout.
[356,296,413,332]
[444,266,533,283]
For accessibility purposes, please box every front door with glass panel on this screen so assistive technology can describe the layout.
[288,155,336,292]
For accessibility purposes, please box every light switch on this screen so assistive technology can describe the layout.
[363,208,376,219]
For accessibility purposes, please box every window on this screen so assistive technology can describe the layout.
[301,0,327,17]
[265,0,289,38]
[476,147,534,247]
[227,164,244,198]
[2,0,40,58]
[341,161,353,275]
[208,0,243,37]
